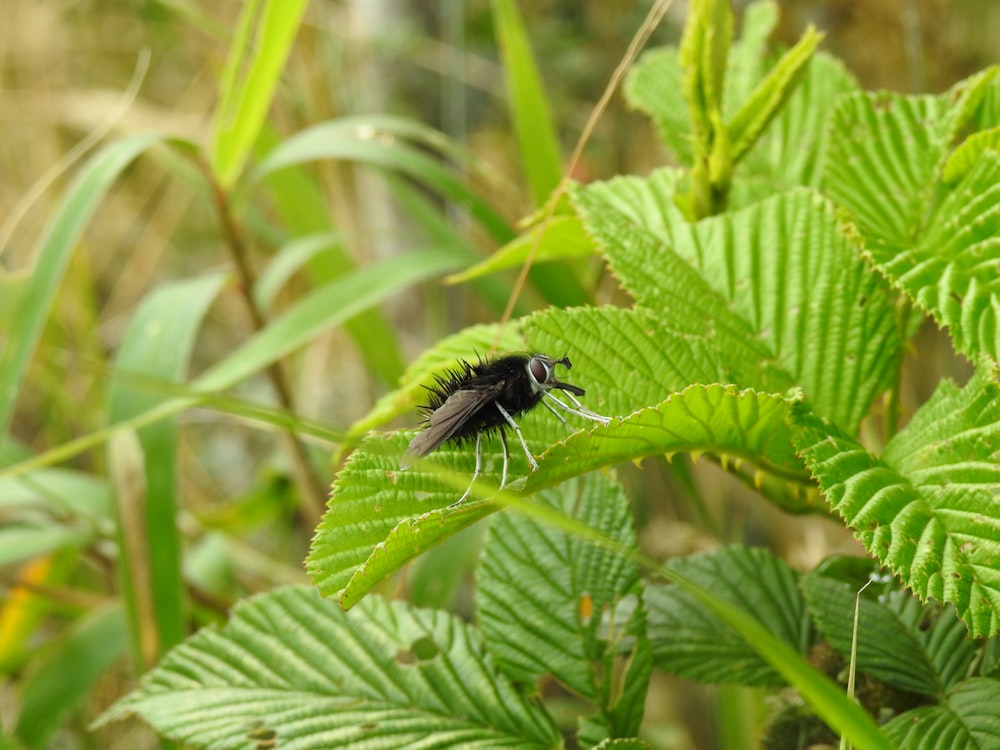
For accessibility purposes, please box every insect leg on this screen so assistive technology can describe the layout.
[544,391,612,424]
[541,398,571,430]
[495,402,538,470]
[499,430,509,489]
[451,431,483,507]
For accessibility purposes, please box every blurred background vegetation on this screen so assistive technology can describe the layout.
[1,0,998,747]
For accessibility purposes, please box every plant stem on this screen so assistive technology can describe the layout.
[209,170,327,527]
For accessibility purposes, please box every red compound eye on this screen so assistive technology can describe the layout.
[528,355,551,385]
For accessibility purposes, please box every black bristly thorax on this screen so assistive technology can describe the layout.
[419,354,543,447]
[402,351,605,501]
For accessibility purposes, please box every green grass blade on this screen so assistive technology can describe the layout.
[15,604,127,749]
[209,0,309,187]
[0,134,161,443]
[0,251,458,481]
[253,232,341,310]
[490,0,563,205]
[195,248,461,392]
[0,525,92,569]
[663,565,891,750]
[251,121,514,243]
[253,124,406,385]
[108,273,228,660]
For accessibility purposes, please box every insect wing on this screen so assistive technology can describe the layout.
[402,387,495,468]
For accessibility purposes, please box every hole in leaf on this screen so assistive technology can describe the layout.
[396,636,439,665]
[247,725,278,749]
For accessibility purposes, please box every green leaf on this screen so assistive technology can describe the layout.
[491,0,563,205]
[942,126,1000,183]
[315,289,822,606]
[444,215,596,284]
[208,0,309,187]
[882,678,1000,749]
[478,475,651,738]
[724,0,780,115]
[309,430,495,605]
[0,134,161,441]
[791,362,1000,638]
[527,304,754,410]
[646,547,812,687]
[315,381,810,610]
[524,384,807,498]
[97,586,562,749]
[572,174,900,433]
[108,272,228,657]
[801,573,976,695]
[680,0,733,148]
[312,335,810,604]
[727,25,823,163]
[864,151,1000,362]
[337,497,498,611]
[820,70,1000,363]
[735,51,858,196]
[624,47,693,163]
[16,604,127,749]
[822,69,995,251]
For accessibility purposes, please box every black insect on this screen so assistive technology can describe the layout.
[402,353,610,503]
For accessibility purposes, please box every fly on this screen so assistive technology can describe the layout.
[402,353,611,504]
